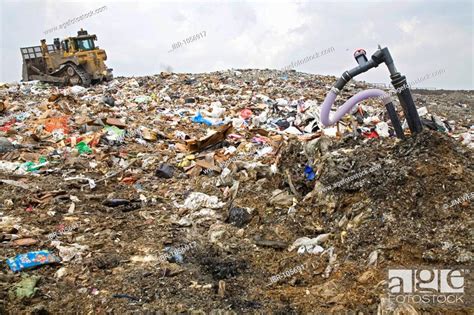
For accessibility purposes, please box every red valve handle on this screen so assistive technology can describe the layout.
[354,49,367,57]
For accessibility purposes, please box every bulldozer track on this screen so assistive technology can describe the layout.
[66,63,91,87]
[45,63,92,87]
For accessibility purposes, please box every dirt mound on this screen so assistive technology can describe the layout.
[276,130,473,312]
[1,72,472,314]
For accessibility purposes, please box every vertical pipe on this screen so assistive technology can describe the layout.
[384,102,405,139]
[391,73,423,134]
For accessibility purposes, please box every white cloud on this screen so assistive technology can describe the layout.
[1,0,472,89]
[398,16,421,34]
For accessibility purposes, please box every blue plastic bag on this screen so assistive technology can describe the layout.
[6,250,60,272]
[191,112,213,126]
[304,165,316,181]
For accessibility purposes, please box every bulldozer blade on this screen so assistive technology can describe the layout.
[30,74,67,84]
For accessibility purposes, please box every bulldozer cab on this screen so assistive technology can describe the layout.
[75,37,95,51]
[62,32,98,54]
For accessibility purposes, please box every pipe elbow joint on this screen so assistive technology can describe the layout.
[334,72,351,90]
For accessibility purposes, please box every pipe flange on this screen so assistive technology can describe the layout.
[330,87,340,95]
[381,95,392,105]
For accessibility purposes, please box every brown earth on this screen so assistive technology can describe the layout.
[0,70,472,314]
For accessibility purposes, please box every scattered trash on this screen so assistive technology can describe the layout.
[166,249,184,264]
[20,157,48,172]
[0,70,471,313]
[227,207,252,227]
[45,116,69,133]
[240,109,252,119]
[0,161,21,173]
[70,85,87,95]
[269,190,294,207]
[134,95,152,104]
[183,192,225,211]
[130,254,159,263]
[55,267,68,279]
[288,234,330,252]
[185,123,233,152]
[191,112,214,126]
[51,241,88,262]
[0,179,31,190]
[102,199,131,207]
[375,121,390,137]
[254,237,288,249]
[304,165,316,181]
[76,141,92,154]
[6,250,60,272]
[367,249,379,266]
[155,164,174,179]
[0,137,15,153]
[8,275,41,299]
[104,125,125,142]
[12,238,38,246]
[103,96,115,106]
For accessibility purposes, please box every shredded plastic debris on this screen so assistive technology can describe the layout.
[0,70,472,313]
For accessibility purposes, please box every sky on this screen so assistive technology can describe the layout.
[0,0,472,90]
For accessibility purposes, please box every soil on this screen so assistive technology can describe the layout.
[0,70,472,314]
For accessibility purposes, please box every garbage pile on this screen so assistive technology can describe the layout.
[0,70,472,313]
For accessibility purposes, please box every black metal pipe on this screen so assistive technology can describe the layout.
[332,45,423,135]
[334,59,379,90]
[372,47,398,75]
[391,73,423,133]
[376,47,423,134]
[384,101,405,139]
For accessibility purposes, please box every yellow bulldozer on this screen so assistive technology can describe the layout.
[20,29,113,87]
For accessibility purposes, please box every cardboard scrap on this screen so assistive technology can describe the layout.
[185,123,233,152]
